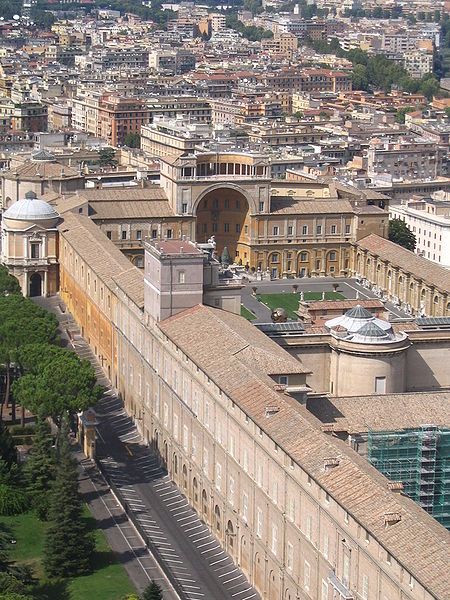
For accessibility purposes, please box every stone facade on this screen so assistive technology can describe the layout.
[352,234,450,317]
[160,152,388,276]
[56,211,449,600]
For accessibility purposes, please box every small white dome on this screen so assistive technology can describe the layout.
[3,192,59,221]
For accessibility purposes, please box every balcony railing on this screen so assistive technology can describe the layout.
[177,174,269,181]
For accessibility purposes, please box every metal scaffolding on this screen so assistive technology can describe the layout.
[368,426,450,530]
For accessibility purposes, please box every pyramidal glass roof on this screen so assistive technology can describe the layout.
[345,305,373,319]
[355,321,387,338]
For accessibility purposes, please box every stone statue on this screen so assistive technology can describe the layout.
[271,308,288,323]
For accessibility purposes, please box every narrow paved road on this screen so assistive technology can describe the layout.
[91,387,259,600]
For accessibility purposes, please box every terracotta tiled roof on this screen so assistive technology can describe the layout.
[270,198,353,215]
[159,306,450,598]
[59,212,144,308]
[89,200,175,220]
[309,391,450,434]
[357,234,450,293]
[4,161,81,180]
[77,187,168,202]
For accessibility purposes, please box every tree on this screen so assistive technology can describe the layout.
[0,267,21,296]
[24,410,56,520]
[0,421,16,468]
[142,581,164,600]
[221,247,232,268]
[43,422,94,577]
[395,106,415,124]
[123,132,141,148]
[0,572,29,595]
[0,296,58,423]
[352,64,369,91]
[13,344,102,425]
[98,147,117,167]
[0,484,28,516]
[388,219,416,251]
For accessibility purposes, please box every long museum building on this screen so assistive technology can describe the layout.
[55,209,449,600]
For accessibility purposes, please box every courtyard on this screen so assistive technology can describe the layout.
[240,277,408,323]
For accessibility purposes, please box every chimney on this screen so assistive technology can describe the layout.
[387,481,404,494]
[384,512,402,527]
[324,457,340,471]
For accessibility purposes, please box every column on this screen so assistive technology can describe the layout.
[22,272,28,297]
[43,270,48,297]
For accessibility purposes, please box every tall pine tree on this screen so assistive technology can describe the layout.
[0,421,16,468]
[142,580,164,600]
[43,421,94,577]
[24,410,55,520]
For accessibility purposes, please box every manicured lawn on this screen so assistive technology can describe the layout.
[257,292,344,319]
[0,508,135,600]
[241,304,257,321]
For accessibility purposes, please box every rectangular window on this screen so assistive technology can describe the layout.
[224,223,230,232]
[323,532,329,559]
[235,223,241,233]
[182,203,188,213]
[272,480,278,504]
[203,447,209,471]
[306,515,312,540]
[273,226,279,235]
[287,542,293,571]
[362,575,369,600]
[136,230,142,240]
[30,243,40,259]
[331,225,337,234]
[302,225,308,235]
[166,229,173,239]
[259,201,264,212]
[321,580,328,600]
[173,414,179,440]
[242,492,248,522]
[271,524,278,555]
[106,231,112,239]
[216,462,222,490]
[229,476,235,505]
[243,448,249,472]
[288,496,295,522]
[183,425,188,451]
[343,553,350,587]
[178,271,185,284]
[288,225,293,235]
[152,229,158,239]
[278,375,288,385]
[375,376,386,394]
[316,225,322,235]
[256,507,263,537]
[256,463,263,487]
[304,560,311,592]
[345,224,351,234]
[212,223,218,233]
[121,230,127,240]
[229,434,235,458]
